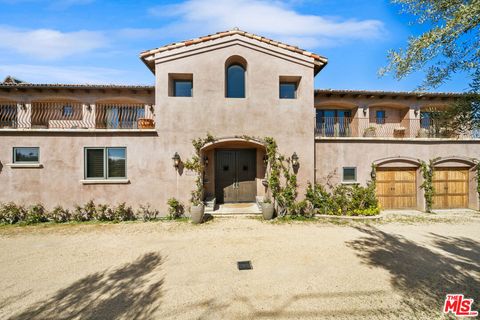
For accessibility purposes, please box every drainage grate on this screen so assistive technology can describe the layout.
[237,260,253,270]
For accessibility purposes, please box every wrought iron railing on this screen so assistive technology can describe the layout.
[0,103,18,128]
[96,103,147,129]
[315,117,480,139]
[0,102,154,130]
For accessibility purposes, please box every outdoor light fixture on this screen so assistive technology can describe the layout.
[291,152,299,168]
[204,156,209,166]
[86,104,92,112]
[172,152,181,168]
[362,104,368,116]
[414,105,420,116]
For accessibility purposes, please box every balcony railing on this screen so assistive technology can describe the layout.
[0,102,155,130]
[315,117,480,139]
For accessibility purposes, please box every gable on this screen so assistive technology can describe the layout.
[140,29,328,75]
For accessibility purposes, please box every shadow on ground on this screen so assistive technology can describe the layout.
[347,226,480,318]
[9,252,164,320]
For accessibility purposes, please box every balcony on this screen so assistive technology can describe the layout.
[0,102,155,131]
[315,117,480,139]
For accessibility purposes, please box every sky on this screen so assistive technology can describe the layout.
[0,0,471,92]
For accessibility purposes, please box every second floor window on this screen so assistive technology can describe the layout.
[279,82,297,99]
[173,80,193,97]
[226,64,245,98]
[376,110,386,124]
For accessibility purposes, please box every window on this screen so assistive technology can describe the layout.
[343,167,357,182]
[376,110,386,124]
[62,105,74,118]
[168,73,193,97]
[420,112,431,129]
[85,147,126,179]
[173,80,193,97]
[279,82,297,99]
[13,147,39,163]
[316,109,352,137]
[226,64,245,98]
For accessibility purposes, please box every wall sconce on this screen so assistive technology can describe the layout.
[291,152,299,168]
[172,152,181,169]
[86,104,92,112]
[149,105,155,113]
[414,105,420,116]
[204,156,209,166]
[362,105,368,116]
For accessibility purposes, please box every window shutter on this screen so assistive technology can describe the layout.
[86,149,104,178]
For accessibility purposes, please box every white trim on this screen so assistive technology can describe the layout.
[80,179,130,185]
[6,163,43,168]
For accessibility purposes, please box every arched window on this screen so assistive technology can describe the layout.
[225,56,247,98]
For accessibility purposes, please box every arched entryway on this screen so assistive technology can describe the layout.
[201,137,266,204]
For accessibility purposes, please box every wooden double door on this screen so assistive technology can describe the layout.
[432,168,469,209]
[376,168,417,209]
[215,149,257,203]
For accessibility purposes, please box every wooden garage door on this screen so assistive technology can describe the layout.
[376,168,417,209]
[433,168,469,209]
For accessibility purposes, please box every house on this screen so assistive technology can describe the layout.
[0,29,478,213]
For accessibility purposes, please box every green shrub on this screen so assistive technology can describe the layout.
[167,198,184,220]
[0,202,27,224]
[26,203,48,224]
[306,182,379,216]
[137,204,159,221]
[113,203,135,221]
[72,200,96,221]
[92,204,115,221]
[49,206,71,223]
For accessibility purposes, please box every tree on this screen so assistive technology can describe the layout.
[380,0,480,91]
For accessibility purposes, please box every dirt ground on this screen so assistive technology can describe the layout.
[0,215,479,320]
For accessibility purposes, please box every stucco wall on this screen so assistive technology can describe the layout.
[315,139,480,210]
[153,36,316,207]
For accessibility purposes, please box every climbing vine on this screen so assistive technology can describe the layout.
[419,159,436,213]
[184,133,216,206]
[264,137,302,217]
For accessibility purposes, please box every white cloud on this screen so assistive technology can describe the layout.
[0,27,107,60]
[149,0,385,49]
[0,64,132,84]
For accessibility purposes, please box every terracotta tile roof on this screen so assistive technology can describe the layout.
[0,82,154,90]
[140,29,328,73]
[315,89,464,98]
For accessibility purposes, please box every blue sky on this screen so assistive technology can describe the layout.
[0,0,471,92]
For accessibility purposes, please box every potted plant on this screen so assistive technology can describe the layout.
[137,118,155,129]
[363,126,377,137]
[261,197,275,220]
[190,200,204,224]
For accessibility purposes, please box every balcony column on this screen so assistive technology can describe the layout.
[17,103,31,129]
[407,104,420,138]
[144,104,154,119]
[83,104,95,129]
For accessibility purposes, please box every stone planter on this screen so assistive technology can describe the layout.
[137,118,155,129]
[261,202,274,220]
[190,204,205,224]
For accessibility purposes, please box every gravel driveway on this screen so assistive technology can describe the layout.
[0,215,479,319]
